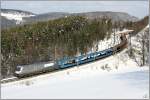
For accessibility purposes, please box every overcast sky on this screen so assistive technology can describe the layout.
[1,1,149,19]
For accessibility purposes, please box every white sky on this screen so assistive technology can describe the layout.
[1,1,149,19]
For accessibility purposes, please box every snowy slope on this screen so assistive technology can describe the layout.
[1,9,35,25]
[131,25,149,66]
[1,13,34,21]
[1,48,149,99]
[90,29,133,53]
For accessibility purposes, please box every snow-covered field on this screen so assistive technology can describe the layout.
[1,49,149,99]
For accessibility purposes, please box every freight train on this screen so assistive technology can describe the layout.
[14,33,128,78]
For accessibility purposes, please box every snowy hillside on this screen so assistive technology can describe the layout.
[131,24,149,66]
[1,13,34,21]
[88,29,132,53]
[1,9,35,24]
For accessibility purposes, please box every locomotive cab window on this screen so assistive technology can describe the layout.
[15,66,23,73]
[16,66,21,71]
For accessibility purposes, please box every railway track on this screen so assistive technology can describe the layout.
[1,77,18,84]
[1,49,126,84]
[1,69,60,84]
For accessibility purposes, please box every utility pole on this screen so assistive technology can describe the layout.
[149,32,150,67]
[141,31,149,66]
[113,28,116,55]
[142,36,145,66]
[129,32,132,57]
[149,24,150,67]
[114,29,116,46]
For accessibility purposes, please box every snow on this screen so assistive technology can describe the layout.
[130,24,149,66]
[1,49,149,99]
[1,12,35,24]
[1,13,34,21]
[145,24,149,29]
[116,29,134,35]
[89,29,133,53]
[1,77,17,82]
[90,33,120,53]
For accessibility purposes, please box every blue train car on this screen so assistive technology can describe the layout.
[57,56,77,69]
[57,52,96,68]
[95,48,113,60]
[57,47,114,69]
[77,52,96,65]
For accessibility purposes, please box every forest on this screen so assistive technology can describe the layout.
[1,16,113,77]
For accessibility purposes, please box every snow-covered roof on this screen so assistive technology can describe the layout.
[116,29,134,35]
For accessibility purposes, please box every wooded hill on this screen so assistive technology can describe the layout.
[125,16,149,35]
[1,16,113,77]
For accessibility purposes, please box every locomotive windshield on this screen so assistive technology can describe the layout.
[16,66,21,71]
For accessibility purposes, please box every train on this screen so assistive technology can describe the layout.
[14,61,59,77]
[14,33,128,78]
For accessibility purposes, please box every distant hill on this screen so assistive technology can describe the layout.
[1,16,17,29]
[1,9,35,29]
[125,16,149,34]
[24,11,139,24]
[24,12,70,23]
[73,11,138,22]
[1,9,139,29]
[1,9,35,16]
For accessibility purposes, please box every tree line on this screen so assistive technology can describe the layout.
[1,16,113,78]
